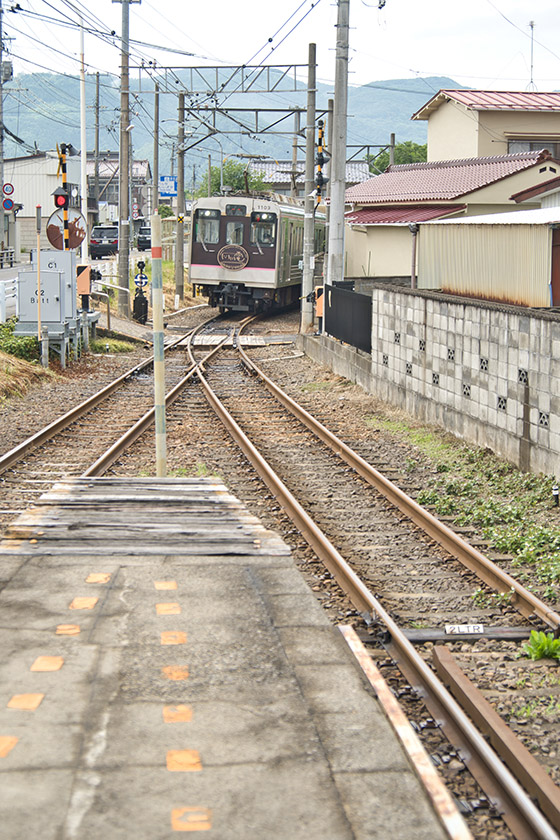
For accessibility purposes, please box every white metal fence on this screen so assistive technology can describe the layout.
[0,277,17,322]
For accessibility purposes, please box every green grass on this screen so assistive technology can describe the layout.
[90,338,136,354]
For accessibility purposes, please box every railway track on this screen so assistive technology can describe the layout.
[2,310,560,839]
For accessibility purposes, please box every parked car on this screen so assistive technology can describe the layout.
[90,225,118,259]
[137,226,151,251]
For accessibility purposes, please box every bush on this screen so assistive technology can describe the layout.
[0,318,39,362]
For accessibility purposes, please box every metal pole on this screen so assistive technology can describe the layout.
[301,42,316,333]
[0,0,5,251]
[151,212,166,476]
[207,154,211,197]
[326,0,350,287]
[390,132,395,166]
[79,17,88,262]
[153,82,159,215]
[175,92,185,301]
[36,205,42,342]
[60,146,69,251]
[117,0,130,316]
[291,112,300,198]
[323,97,333,288]
[94,72,100,214]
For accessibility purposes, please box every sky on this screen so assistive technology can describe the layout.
[4,0,560,92]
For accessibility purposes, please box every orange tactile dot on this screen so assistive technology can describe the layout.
[156,603,181,616]
[161,666,189,681]
[0,736,18,757]
[7,693,44,711]
[161,631,187,646]
[163,705,193,723]
[167,750,202,772]
[56,624,80,636]
[155,581,177,590]
[69,597,98,610]
[171,808,212,832]
[86,573,111,584]
[30,656,64,672]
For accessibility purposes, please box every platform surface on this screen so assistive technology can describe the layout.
[0,477,448,839]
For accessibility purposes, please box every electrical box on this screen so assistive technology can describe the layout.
[17,270,65,323]
[31,249,77,323]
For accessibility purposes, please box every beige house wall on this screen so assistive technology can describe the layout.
[476,111,560,156]
[426,102,560,161]
[426,102,479,161]
[345,225,412,277]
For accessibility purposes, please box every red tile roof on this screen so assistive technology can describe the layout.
[345,205,466,224]
[345,151,554,204]
[510,175,560,204]
[413,90,560,120]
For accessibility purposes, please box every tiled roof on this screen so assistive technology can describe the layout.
[413,89,560,120]
[344,151,554,204]
[510,175,560,204]
[345,205,466,224]
[248,159,369,186]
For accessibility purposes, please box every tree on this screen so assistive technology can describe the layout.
[158,204,174,218]
[368,140,427,174]
[195,159,267,197]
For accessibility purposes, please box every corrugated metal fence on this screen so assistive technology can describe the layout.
[325,284,371,353]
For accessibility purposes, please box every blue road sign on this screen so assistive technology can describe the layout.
[159,175,178,197]
[134,273,148,288]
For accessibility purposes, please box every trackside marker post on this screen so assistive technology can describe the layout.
[151,213,167,476]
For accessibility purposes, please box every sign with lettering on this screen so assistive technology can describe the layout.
[217,244,249,271]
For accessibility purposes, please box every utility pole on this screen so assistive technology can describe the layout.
[323,97,334,287]
[301,42,316,333]
[0,0,5,250]
[113,0,141,317]
[175,91,184,301]
[79,17,88,262]
[94,73,100,213]
[152,82,159,215]
[326,0,349,288]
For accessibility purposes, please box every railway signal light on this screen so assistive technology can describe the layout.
[315,120,329,202]
[52,187,69,210]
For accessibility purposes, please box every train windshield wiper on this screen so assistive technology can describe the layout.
[199,235,208,252]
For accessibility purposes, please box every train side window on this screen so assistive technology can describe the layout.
[226,204,246,216]
[194,209,220,245]
[250,212,277,247]
[226,221,244,245]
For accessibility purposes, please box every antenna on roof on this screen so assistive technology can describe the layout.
[527,21,537,92]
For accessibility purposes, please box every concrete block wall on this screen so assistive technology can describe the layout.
[301,288,560,476]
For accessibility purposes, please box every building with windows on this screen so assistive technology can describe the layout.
[86,152,152,227]
[412,90,560,162]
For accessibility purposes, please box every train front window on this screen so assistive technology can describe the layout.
[194,209,220,246]
[250,212,277,248]
[226,221,244,245]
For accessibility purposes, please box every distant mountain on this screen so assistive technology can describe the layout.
[2,72,463,184]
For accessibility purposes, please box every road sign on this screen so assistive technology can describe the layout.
[159,175,177,197]
[134,273,148,288]
[46,208,87,250]
[3,183,14,196]
[177,215,184,224]
[2,198,14,211]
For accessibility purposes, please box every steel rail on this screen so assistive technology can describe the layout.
[191,343,560,840]
[0,331,190,477]
[238,343,560,632]
[83,317,232,477]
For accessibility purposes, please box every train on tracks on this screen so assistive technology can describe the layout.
[188,194,325,312]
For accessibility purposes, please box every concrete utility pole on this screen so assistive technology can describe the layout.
[301,43,316,334]
[113,0,141,317]
[291,112,300,198]
[94,73,100,212]
[79,17,88,262]
[152,82,159,215]
[0,0,5,250]
[326,0,349,288]
[175,91,184,301]
[323,97,334,287]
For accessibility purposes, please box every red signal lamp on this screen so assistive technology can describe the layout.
[53,187,69,210]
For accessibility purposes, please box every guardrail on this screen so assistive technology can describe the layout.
[0,248,15,268]
[0,277,17,322]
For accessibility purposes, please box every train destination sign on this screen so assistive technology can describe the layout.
[217,244,249,271]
